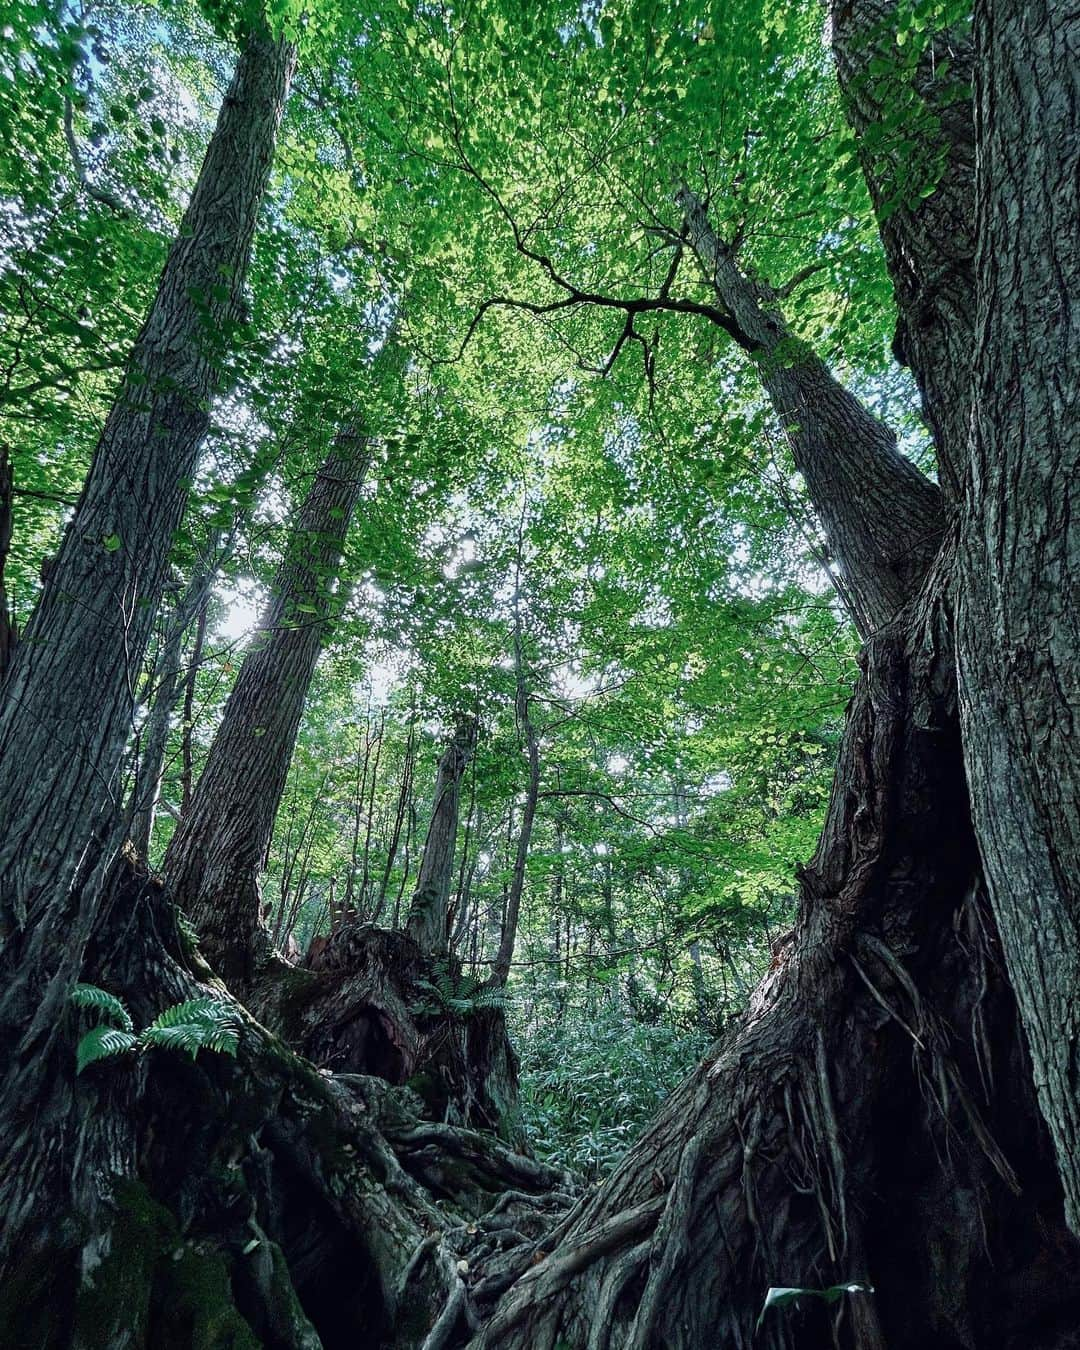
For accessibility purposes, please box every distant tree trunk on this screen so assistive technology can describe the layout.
[179,585,210,814]
[406,717,479,958]
[376,710,416,922]
[0,446,18,683]
[164,424,374,987]
[128,548,220,857]
[491,618,541,988]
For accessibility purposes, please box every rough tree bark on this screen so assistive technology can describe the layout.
[164,423,374,987]
[462,4,1080,1346]
[0,0,1077,1344]
[677,186,944,638]
[0,30,296,1278]
[955,0,1080,1232]
[406,717,480,958]
[0,26,295,930]
[829,0,975,495]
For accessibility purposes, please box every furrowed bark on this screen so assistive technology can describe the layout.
[0,859,557,1349]
[165,424,374,986]
[0,25,295,935]
[472,565,1080,1349]
[829,0,975,495]
[679,187,944,637]
[406,718,479,959]
[957,0,1080,1232]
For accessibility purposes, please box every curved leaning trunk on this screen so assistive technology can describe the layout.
[165,425,374,987]
[678,188,944,638]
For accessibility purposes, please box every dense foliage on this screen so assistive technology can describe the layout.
[2,0,937,1162]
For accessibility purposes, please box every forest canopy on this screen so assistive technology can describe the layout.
[0,0,1076,1346]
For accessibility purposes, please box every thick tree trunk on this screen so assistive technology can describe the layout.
[678,188,944,637]
[0,36,296,1259]
[293,922,524,1144]
[829,0,975,495]
[0,28,294,932]
[0,858,564,1349]
[164,424,373,986]
[956,0,1080,1231]
[406,718,480,958]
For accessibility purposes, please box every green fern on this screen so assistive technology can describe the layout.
[413,964,509,1019]
[70,982,133,1032]
[76,1024,138,1073]
[70,985,240,1073]
[141,998,240,1060]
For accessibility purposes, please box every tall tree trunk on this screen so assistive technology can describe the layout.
[128,548,221,858]
[179,586,210,815]
[0,445,17,683]
[164,423,374,986]
[0,28,294,932]
[406,717,479,958]
[0,15,296,1288]
[0,22,294,1163]
[491,581,541,988]
[490,714,539,988]
[376,710,416,922]
[678,187,944,636]
[829,0,975,495]
[956,0,1080,1231]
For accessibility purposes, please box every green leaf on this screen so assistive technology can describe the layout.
[70,982,133,1031]
[140,998,240,1060]
[757,1283,874,1329]
[102,533,121,552]
[77,1025,138,1073]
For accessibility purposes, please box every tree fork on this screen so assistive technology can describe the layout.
[678,187,944,637]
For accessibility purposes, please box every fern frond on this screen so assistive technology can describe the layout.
[70,983,134,1032]
[141,998,240,1060]
[76,1025,138,1073]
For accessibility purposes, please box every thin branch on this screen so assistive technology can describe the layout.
[63,95,130,217]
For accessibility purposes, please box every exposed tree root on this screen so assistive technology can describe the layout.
[0,861,568,1350]
[465,592,1080,1350]
[4,581,1080,1350]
